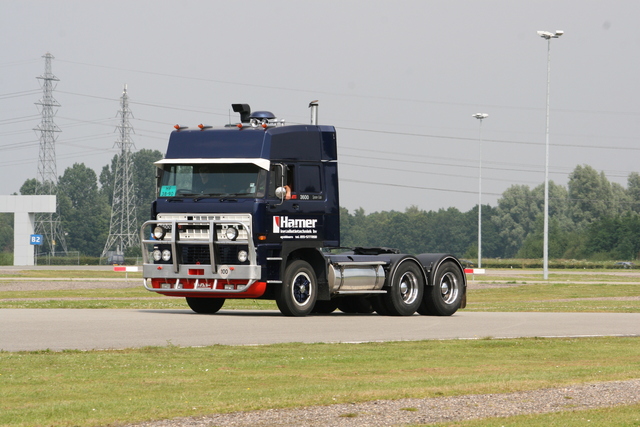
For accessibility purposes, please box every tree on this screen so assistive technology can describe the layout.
[583,213,640,260]
[627,172,640,214]
[465,204,503,259]
[491,185,540,258]
[132,149,163,224]
[0,213,13,252]
[568,165,619,228]
[517,216,572,259]
[19,178,38,196]
[57,163,111,256]
[340,207,369,248]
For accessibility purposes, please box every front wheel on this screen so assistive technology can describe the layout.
[276,260,318,316]
[186,297,225,314]
[418,261,465,316]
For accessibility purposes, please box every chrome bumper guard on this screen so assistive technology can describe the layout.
[140,219,261,293]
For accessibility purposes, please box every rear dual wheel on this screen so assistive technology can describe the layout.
[377,261,424,316]
[418,261,464,316]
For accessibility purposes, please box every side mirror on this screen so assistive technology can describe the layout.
[275,186,287,200]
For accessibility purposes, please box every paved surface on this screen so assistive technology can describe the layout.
[1,309,639,352]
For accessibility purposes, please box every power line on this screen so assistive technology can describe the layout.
[341,178,504,197]
[340,161,541,186]
[54,58,640,118]
[336,126,640,152]
[0,89,41,100]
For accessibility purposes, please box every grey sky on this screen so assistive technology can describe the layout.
[1,0,639,214]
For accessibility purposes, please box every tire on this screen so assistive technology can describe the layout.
[382,260,424,316]
[419,261,465,316]
[185,297,225,314]
[312,299,339,314]
[276,260,318,316]
[337,296,374,314]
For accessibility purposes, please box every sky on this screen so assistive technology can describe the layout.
[1,0,639,215]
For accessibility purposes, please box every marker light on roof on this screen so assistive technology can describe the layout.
[198,124,212,130]
[237,123,243,129]
[174,125,188,131]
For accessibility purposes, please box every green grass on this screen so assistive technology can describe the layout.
[1,337,639,426]
[465,282,640,313]
[471,271,640,283]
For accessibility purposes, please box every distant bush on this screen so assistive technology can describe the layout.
[0,252,13,266]
[482,258,634,269]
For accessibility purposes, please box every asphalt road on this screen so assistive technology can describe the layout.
[1,309,639,352]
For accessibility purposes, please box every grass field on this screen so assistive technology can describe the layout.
[1,268,639,426]
[2,337,639,426]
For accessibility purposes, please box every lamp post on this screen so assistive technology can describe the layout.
[537,30,563,280]
[472,113,488,268]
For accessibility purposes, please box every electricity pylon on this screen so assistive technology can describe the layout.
[102,85,138,258]
[34,52,67,256]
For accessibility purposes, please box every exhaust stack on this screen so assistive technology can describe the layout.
[309,100,318,125]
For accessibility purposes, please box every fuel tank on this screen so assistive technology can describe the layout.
[327,262,386,292]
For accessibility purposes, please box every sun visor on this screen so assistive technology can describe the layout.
[154,158,270,170]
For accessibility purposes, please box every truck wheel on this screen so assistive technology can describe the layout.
[383,261,424,316]
[419,261,464,316]
[185,297,225,314]
[276,260,318,316]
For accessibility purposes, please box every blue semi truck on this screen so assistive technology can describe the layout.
[140,102,466,316]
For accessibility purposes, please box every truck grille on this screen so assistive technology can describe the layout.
[181,246,210,265]
[180,244,249,265]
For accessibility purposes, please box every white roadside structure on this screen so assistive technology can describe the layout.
[0,195,56,266]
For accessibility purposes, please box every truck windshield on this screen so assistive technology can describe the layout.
[158,163,267,198]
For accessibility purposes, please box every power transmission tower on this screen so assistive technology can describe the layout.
[102,85,138,258]
[34,52,67,256]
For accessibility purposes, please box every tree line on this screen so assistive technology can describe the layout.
[342,164,640,261]
[1,162,640,262]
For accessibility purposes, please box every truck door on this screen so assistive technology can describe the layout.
[268,163,325,242]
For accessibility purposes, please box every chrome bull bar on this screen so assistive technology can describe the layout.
[140,219,261,290]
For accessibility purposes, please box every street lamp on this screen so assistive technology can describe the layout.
[538,29,563,280]
[472,113,488,269]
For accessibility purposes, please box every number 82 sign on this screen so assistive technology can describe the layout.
[30,234,43,245]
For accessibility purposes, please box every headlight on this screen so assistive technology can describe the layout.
[225,226,239,241]
[237,250,248,263]
[152,249,162,261]
[153,226,166,240]
[161,249,171,262]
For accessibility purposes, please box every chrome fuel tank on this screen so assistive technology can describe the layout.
[328,262,386,292]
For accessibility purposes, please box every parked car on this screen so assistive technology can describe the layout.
[107,254,125,265]
[614,261,634,269]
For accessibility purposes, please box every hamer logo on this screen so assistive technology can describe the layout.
[273,216,318,233]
